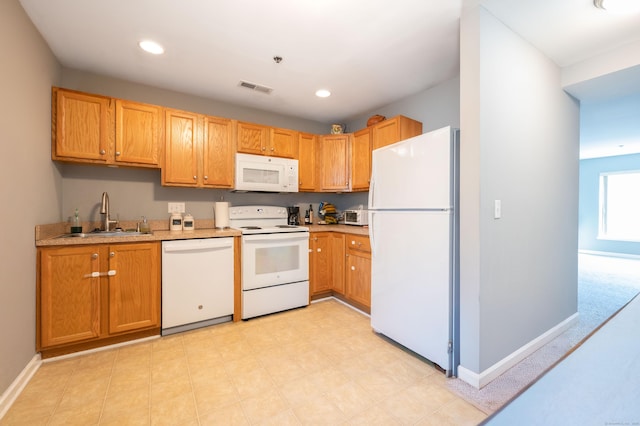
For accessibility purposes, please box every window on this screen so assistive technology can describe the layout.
[599,170,640,241]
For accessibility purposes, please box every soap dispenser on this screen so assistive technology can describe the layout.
[139,216,151,233]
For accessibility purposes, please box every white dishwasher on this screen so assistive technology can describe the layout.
[161,238,234,335]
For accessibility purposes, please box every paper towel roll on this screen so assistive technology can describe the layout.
[214,202,229,229]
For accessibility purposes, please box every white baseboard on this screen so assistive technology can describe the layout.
[0,354,42,420]
[458,312,579,389]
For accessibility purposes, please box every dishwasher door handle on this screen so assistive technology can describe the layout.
[162,238,233,253]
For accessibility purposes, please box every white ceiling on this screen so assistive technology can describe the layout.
[18,0,640,153]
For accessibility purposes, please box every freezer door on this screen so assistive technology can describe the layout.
[369,126,453,210]
[370,210,453,372]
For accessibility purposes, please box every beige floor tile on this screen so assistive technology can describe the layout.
[47,400,103,426]
[192,376,241,413]
[6,299,488,426]
[416,398,487,425]
[326,380,375,418]
[344,405,402,426]
[56,379,109,412]
[198,402,249,426]
[240,389,291,425]
[150,392,198,425]
[292,395,347,425]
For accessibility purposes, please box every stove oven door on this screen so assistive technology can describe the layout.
[242,231,309,290]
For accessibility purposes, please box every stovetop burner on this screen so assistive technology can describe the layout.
[229,205,309,235]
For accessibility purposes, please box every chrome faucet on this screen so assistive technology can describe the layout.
[100,192,118,232]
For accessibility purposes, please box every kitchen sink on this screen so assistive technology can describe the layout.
[56,230,150,238]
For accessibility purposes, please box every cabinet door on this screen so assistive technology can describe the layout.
[346,251,371,309]
[39,246,103,348]
[163,109,200,186]
[298,132,316,191]
[237,121,268,155]
[115,100,162,167]
[372,115,422,150]
[202,116,235,188]
[270,127,297,158]
[108,243,160,334]
[330,233,346,294]
[319,134,350,191]
[310,233,332,295]
[352,128,372,191]
[53,88,113,163]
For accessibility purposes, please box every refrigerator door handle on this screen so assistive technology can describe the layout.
[368,173,375,209]
[369,210,376,258]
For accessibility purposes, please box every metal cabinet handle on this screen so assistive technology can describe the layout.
[262,147,266,151]
[351,266,356,271]
[115,151,121,156]
[204,176,208,180]
[317,248,322,252]
[110,252,115,257]
[92,253,98,259]
[270,147,274,151]
[99,150,106,155]
[193,176,197,180]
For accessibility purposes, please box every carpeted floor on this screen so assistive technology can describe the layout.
[446,252,640,414]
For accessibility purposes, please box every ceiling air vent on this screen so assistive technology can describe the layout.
[239,80,273,94]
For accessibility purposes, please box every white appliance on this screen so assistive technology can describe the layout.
[368,126,459,376]
[343,208,369,226]
[229,205,309,319]
[234,153,299,192]
[161,238,234,335]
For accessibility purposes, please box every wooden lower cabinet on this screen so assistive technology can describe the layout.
[37,242,160,357]
[345,235,371,312]
[309,231,370,312]
[309,232,332,297]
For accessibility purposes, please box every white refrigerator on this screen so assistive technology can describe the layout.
[368,126,459,376]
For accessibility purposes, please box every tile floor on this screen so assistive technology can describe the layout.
[1,299,486,425]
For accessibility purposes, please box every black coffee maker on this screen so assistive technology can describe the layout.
[287,206,300,225]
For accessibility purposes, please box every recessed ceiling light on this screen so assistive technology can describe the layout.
[315,89,331,98]
[594,0,640,13]
[138,40,165,55]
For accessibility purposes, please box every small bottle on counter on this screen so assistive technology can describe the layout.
[139,216,151,233]
[71,208,82,233]
[304,209,310,224]
[309,204,314,224]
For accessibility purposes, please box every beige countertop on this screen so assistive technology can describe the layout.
[35,221,369,247]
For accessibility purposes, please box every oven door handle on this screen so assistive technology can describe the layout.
[243,232,309,243]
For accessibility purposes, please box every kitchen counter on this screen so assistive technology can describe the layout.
[307,224,369,236]
[35,221,368,246]
[35,220,240,247]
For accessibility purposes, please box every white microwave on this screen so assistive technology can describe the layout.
[343,209,369,226]
[234,153,299,192]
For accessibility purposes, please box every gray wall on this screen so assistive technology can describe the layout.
[346,76,460,134]
[459,7,579,374]
[0,0,61,394]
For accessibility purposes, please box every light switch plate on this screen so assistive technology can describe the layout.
[168,202,185,214]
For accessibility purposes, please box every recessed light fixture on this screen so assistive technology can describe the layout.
[138,40,165,55]
[594,0,640,13]
[315,89,331,98]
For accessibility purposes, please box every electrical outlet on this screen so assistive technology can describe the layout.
[168,202,185,214]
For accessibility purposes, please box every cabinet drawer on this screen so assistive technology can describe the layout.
[347,235,370,253]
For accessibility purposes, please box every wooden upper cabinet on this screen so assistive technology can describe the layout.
[298,132,317,192]
[236,121,296,158]
[236,121,269,155]
[202,116,235,188]
[351,128,372,192]
[52,88,113,163]
[162,109,200,186]
[319,134,351,192]
[115,99,163,167]
[372,115,422,150]
[269,127,297,158]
